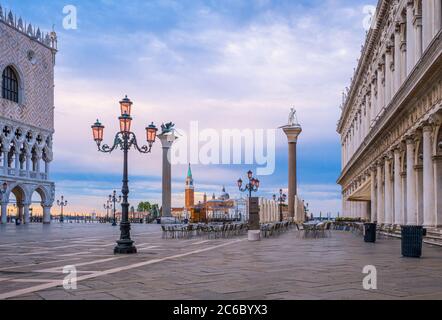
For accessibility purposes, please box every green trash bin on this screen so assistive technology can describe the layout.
[401,226,426,258]
[364,223,377,243]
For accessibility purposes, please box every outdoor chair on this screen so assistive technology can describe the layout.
[161,225,167,239]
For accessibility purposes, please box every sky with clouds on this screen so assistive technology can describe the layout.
[2,0,376,216]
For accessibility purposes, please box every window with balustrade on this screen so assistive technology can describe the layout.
[2,66,19,103]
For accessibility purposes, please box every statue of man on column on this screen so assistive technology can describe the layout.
[288,108,299,127]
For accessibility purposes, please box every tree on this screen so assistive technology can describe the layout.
[137,202,152,213]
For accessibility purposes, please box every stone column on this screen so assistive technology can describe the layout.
[45,161,50,180]
[43,205,52,224]
[158,132,178,219]
[415,163,424,226]
[401,170,408,225]
[377,66,384,112]
[3,151,9,175]
[406,137,417,225]
[406,0,416,74]
[415,14,423,62]
[365,95,371,136]
[385,45,393,104]
[370,168,377,223]
[394,23,402,92]
[23,203,31,224]
[400,21,408,83]
[370,82,377,124]
[25,152,31,178]
[376,163,384,223]
[14,151,20,177]
[365,201,371,221]
[434,155,442,226]
[35,155,41,174]
[1,202,7,224]
[423,0,433,49]
[394,148,403,225]
[282,125,302,219]
[384,156,393,225]
[422,124,436,227]
[17,203,24,222]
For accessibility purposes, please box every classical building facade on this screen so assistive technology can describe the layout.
[0,6,57,224]
[337,0,442,227]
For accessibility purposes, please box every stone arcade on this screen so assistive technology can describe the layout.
[337,0,442,228]
[0,6,57,224]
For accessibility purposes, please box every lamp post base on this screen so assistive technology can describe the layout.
[114,239,137,254]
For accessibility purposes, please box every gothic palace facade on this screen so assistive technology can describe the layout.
[338,0,442,227]
[0,6,57,223]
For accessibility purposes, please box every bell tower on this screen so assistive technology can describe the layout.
[185,164,194,210]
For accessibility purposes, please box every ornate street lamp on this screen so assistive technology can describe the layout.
[273,189,287,222]
[91,95,158,254]
[104,200,112,223]
[109,190,122,227]
[56,196,68,223]
[237,170,260,198]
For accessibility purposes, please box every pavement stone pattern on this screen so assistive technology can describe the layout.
[0,224,442,300]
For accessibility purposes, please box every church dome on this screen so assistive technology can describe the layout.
[218,186,230,200]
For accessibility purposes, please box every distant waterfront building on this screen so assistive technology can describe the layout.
[175,164,246,222]
[0,5,57,224]
[337,0,442,227]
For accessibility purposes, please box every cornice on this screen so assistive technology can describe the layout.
[337,0,390,133]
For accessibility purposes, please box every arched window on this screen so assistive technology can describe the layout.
[2,66,19,103]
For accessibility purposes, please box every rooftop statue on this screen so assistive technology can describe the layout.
[288,108,300,127]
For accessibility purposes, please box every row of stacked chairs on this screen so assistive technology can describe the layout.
[161,223,248,240]
[260,221,295,238]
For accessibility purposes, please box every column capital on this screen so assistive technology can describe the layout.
[282,126,302,144]
[158,133,178,149]
[429,112,442,126]
[393,144,403,154]
[421,120,434,132]
[386,40,394,53]
[375,159,384,167]
[405,135,415,144]
[384,151,393,161]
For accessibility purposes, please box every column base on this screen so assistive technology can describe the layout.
[114,239,137,254]
[248,230,261,242]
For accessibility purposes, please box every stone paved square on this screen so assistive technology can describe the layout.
[1,224,442,300]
